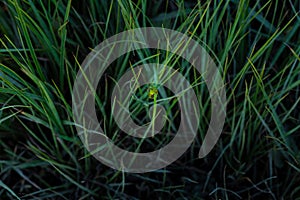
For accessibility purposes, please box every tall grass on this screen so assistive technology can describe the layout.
[0,0,299,199]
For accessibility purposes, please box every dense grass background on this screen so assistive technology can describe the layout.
[0,0,299,199]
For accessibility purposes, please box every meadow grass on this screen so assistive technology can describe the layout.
[0,0,299,199]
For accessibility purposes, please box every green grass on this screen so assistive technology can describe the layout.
[0,0,299,199]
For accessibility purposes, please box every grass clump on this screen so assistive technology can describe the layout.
[0,0,299,199]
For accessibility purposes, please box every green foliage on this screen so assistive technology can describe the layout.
[0,0,299,199]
